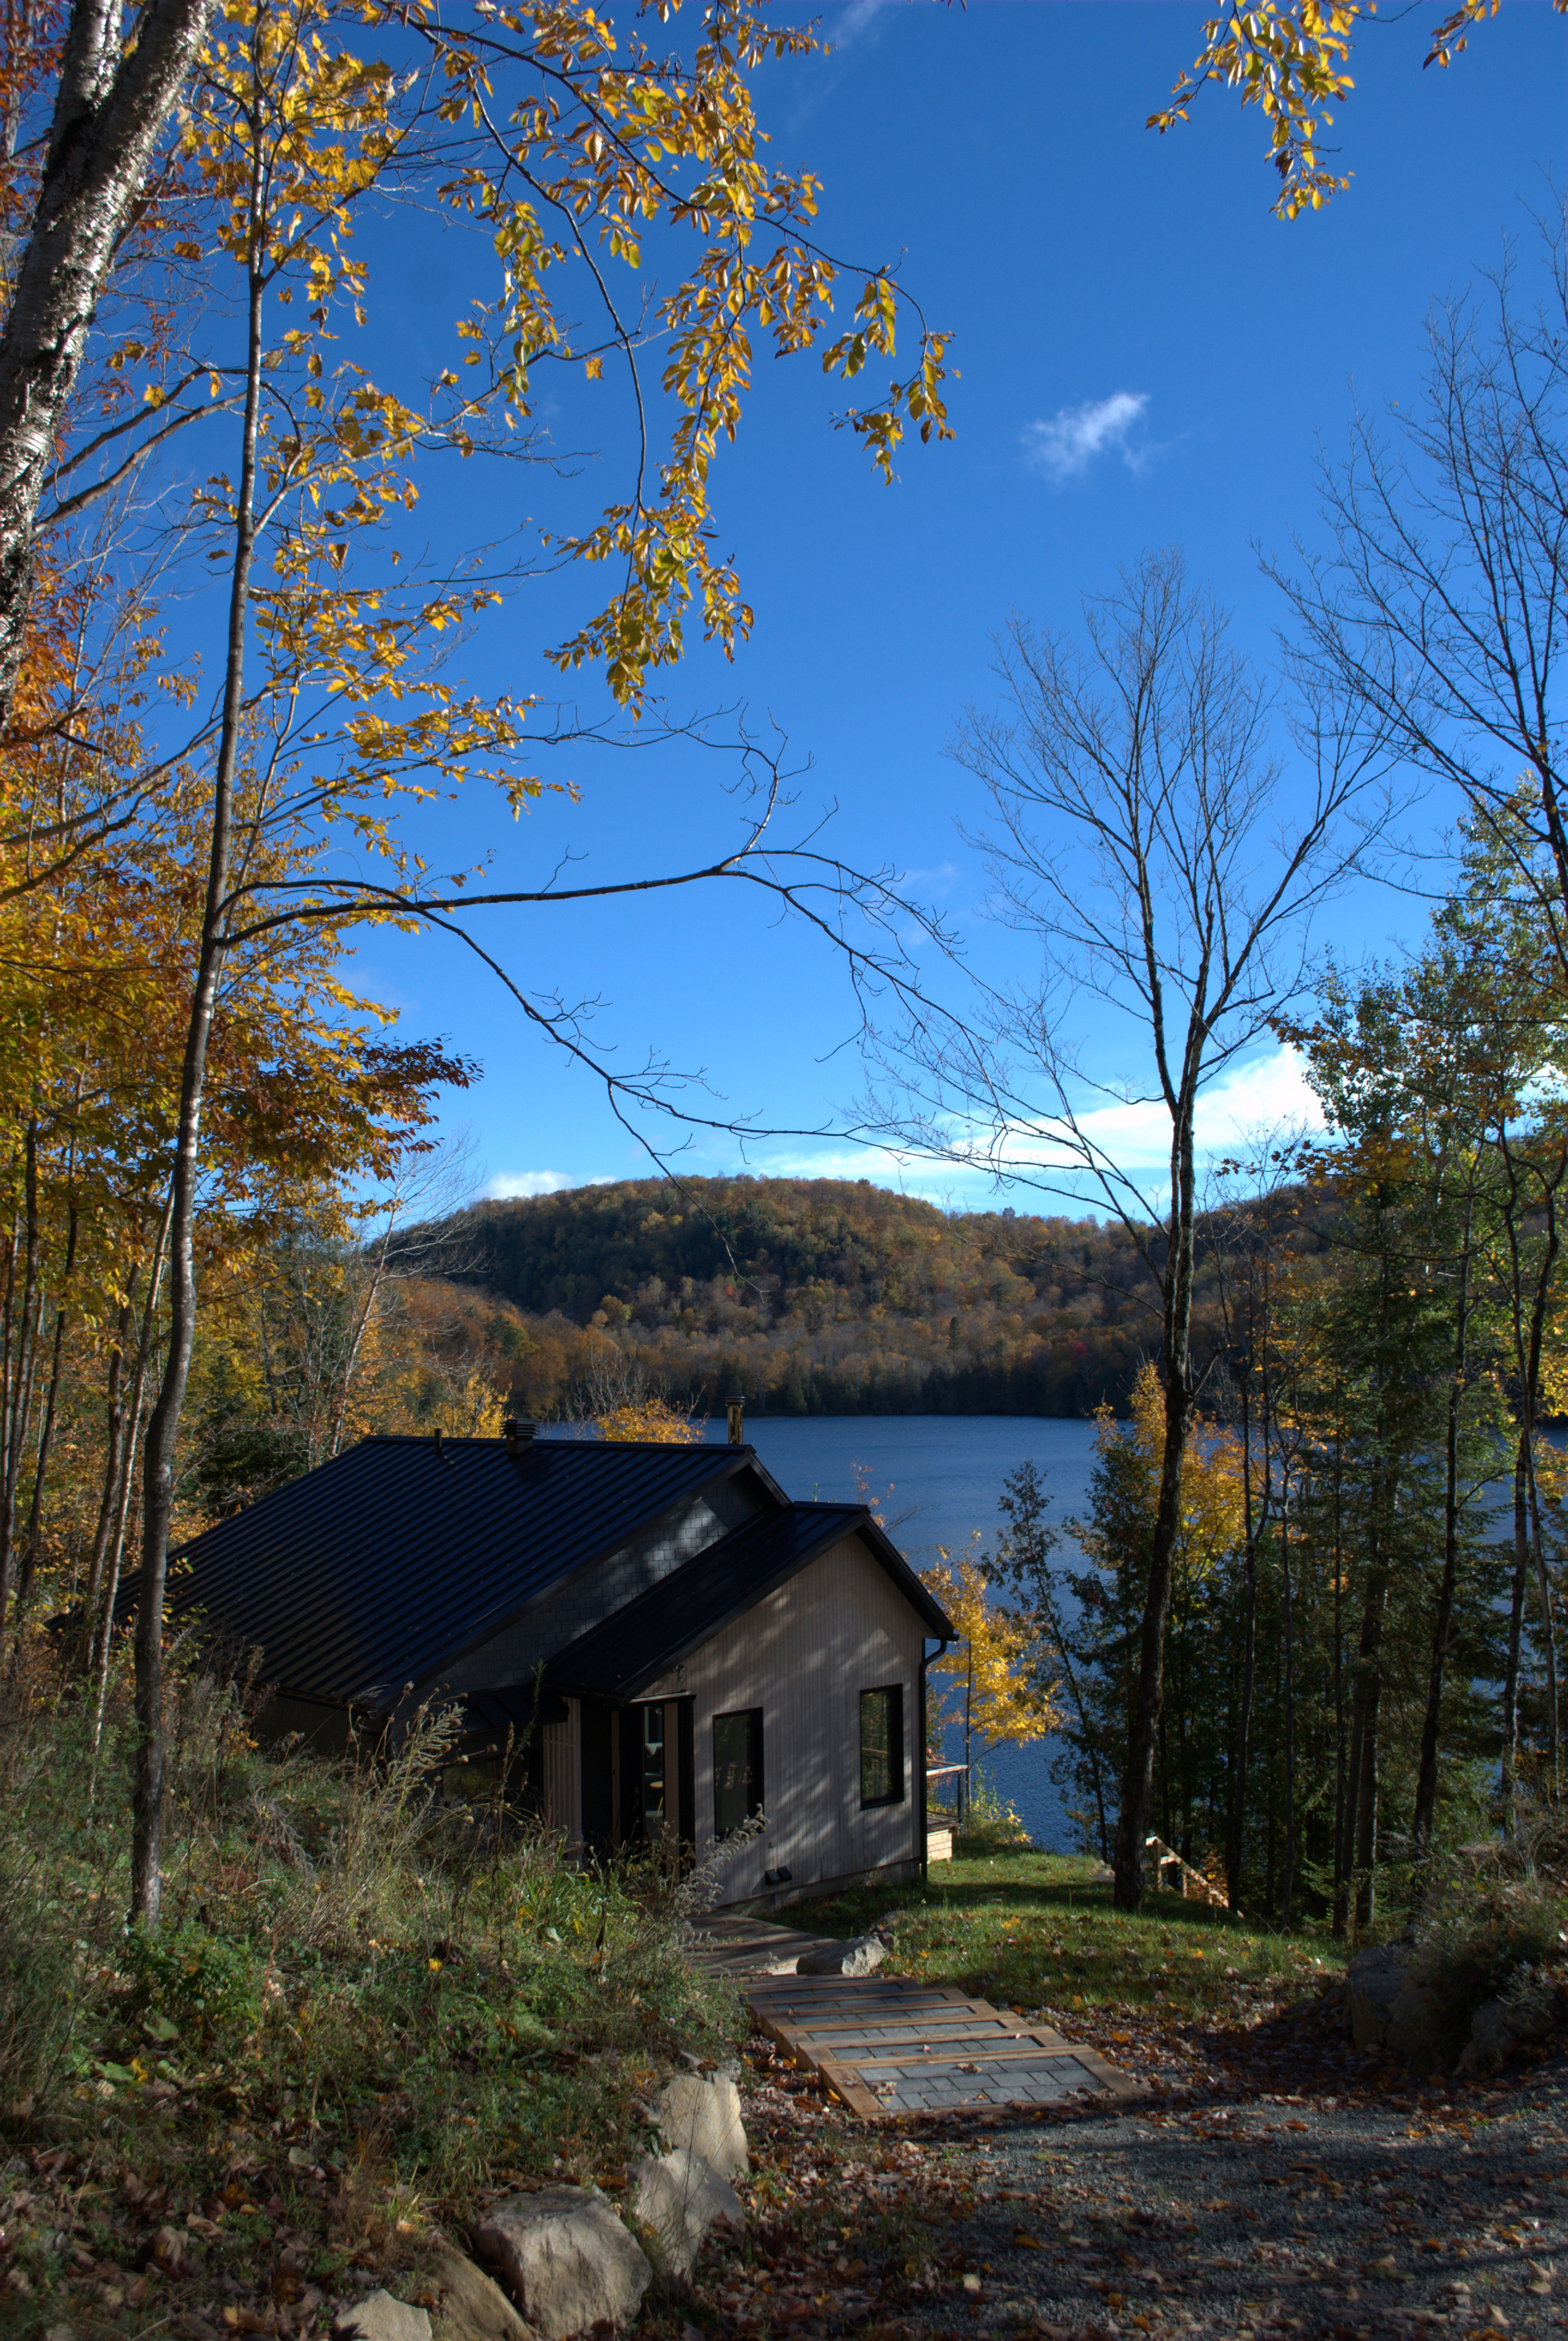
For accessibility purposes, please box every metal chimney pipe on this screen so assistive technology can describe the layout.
[725,1393,745,1447]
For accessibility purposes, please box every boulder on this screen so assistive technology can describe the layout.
[1386,1977,1447,2065]
[1345,1943,1448,2068]
[629,2149,744,2279]
[652,2073,748,2181]
[1457,1982,1563,2077]
[795,1935,886,1979]
[335,2293,433,2341]
[471,2188,649,2341]
[424,2250,537,2341]
[1345,1944,1415,2050]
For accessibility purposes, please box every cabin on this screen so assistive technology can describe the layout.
[152,1417,953,1910]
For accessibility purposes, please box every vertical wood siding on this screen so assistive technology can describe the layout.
[638,1532,924,1903]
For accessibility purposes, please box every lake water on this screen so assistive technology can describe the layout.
[698,1413,1100,1570]
[712,1414,1100,1854]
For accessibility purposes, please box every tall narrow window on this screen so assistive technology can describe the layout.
[639,1703,666,1840]
[713,1708,764,1837]
[860,1685,905,1808]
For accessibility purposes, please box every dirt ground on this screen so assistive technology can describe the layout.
[690,1988,1568,2341]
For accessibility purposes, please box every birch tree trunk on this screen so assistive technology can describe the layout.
[0,0,213,718]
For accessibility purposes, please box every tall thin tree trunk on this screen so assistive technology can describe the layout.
[0,1116,42,1640]
[130,213,263,1926]
[1412,1186,1474,1858]
[1113,1089,1198,1911]
[1228,1374,1261,1912]
[1339,1690,1364,1940]
[328,1217,399,1458]
[83,1262,138,1638]
[17,1196,77,1607]
[1350,1558,1388,1935]
[91,1207,170,1769]
[1043,1610,1108,1861]
[1280,1496,1296,1924]
[1331,1402,1350,1939]
[1523,1426,1559,1793]
[1500,1431,1531,1818]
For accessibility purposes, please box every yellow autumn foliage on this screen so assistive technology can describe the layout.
[923,1541,1060,1753]
[426,1372,511,1441]
[1121,1359,1246,1572]
[593,1396,704,1445]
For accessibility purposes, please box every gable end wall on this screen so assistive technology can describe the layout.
[637,1531,925,1903]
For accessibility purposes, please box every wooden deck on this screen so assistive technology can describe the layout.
[693,1917,1139,2121]
[689,1914,831,1978]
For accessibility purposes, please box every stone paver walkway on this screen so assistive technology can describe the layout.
[692,1918,1137,2120]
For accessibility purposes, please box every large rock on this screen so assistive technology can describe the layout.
[424,2250,537,2341]
[1345,1945,1410,2047]
[796,1935,886,1978]
[336,2294,433,2341]
[1345,1943,1447,2067]
[629,2149,744,2279]
[1457,1982,1563,2077]
[653,2073,748,2181]
[471,2188,650,2340]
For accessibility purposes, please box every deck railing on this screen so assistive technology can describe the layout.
[925,1759,969,1826]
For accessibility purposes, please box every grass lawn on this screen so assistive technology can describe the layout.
[787,1841,1343,2030]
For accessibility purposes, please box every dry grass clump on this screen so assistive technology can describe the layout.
[1408,1825,1568,2046]
[0,1625,743,2340]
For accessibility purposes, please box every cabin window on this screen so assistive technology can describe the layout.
[639,1703,667,1840]
[713,1708,764,1837]
[860,1685,905,1808]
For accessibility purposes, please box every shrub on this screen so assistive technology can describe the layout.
[955,1768,1032,1857]
[124,1923,266,2040]
[1410,1827,1568,2044]
[0,1619,743,2212]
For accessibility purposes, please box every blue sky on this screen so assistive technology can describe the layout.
[339,0,1567,1215]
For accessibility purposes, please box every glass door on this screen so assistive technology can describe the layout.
[639,1702,667,1840]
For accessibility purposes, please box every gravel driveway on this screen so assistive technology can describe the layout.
[915,2053,1568,2339]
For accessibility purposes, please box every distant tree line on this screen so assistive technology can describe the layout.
[406,1173,1323,1422]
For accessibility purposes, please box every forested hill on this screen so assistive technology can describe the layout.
[422,1175,1234,1418]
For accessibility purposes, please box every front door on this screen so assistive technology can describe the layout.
[618,1698,693,1850]
[638,1701,671,1841]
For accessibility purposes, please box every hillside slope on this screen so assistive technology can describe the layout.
[419,1175,1223,1417]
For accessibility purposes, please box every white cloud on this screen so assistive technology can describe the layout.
[1023,390,1149,484]
[999,1046,1325,1182]
[517,1050,1320,1220]
[484,1169,615,1200]
[749,1143,914,1183]
[830,0,889,48]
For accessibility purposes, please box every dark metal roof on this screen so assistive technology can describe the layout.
[544,1501,953,1701]
[146,1435,768,1709]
